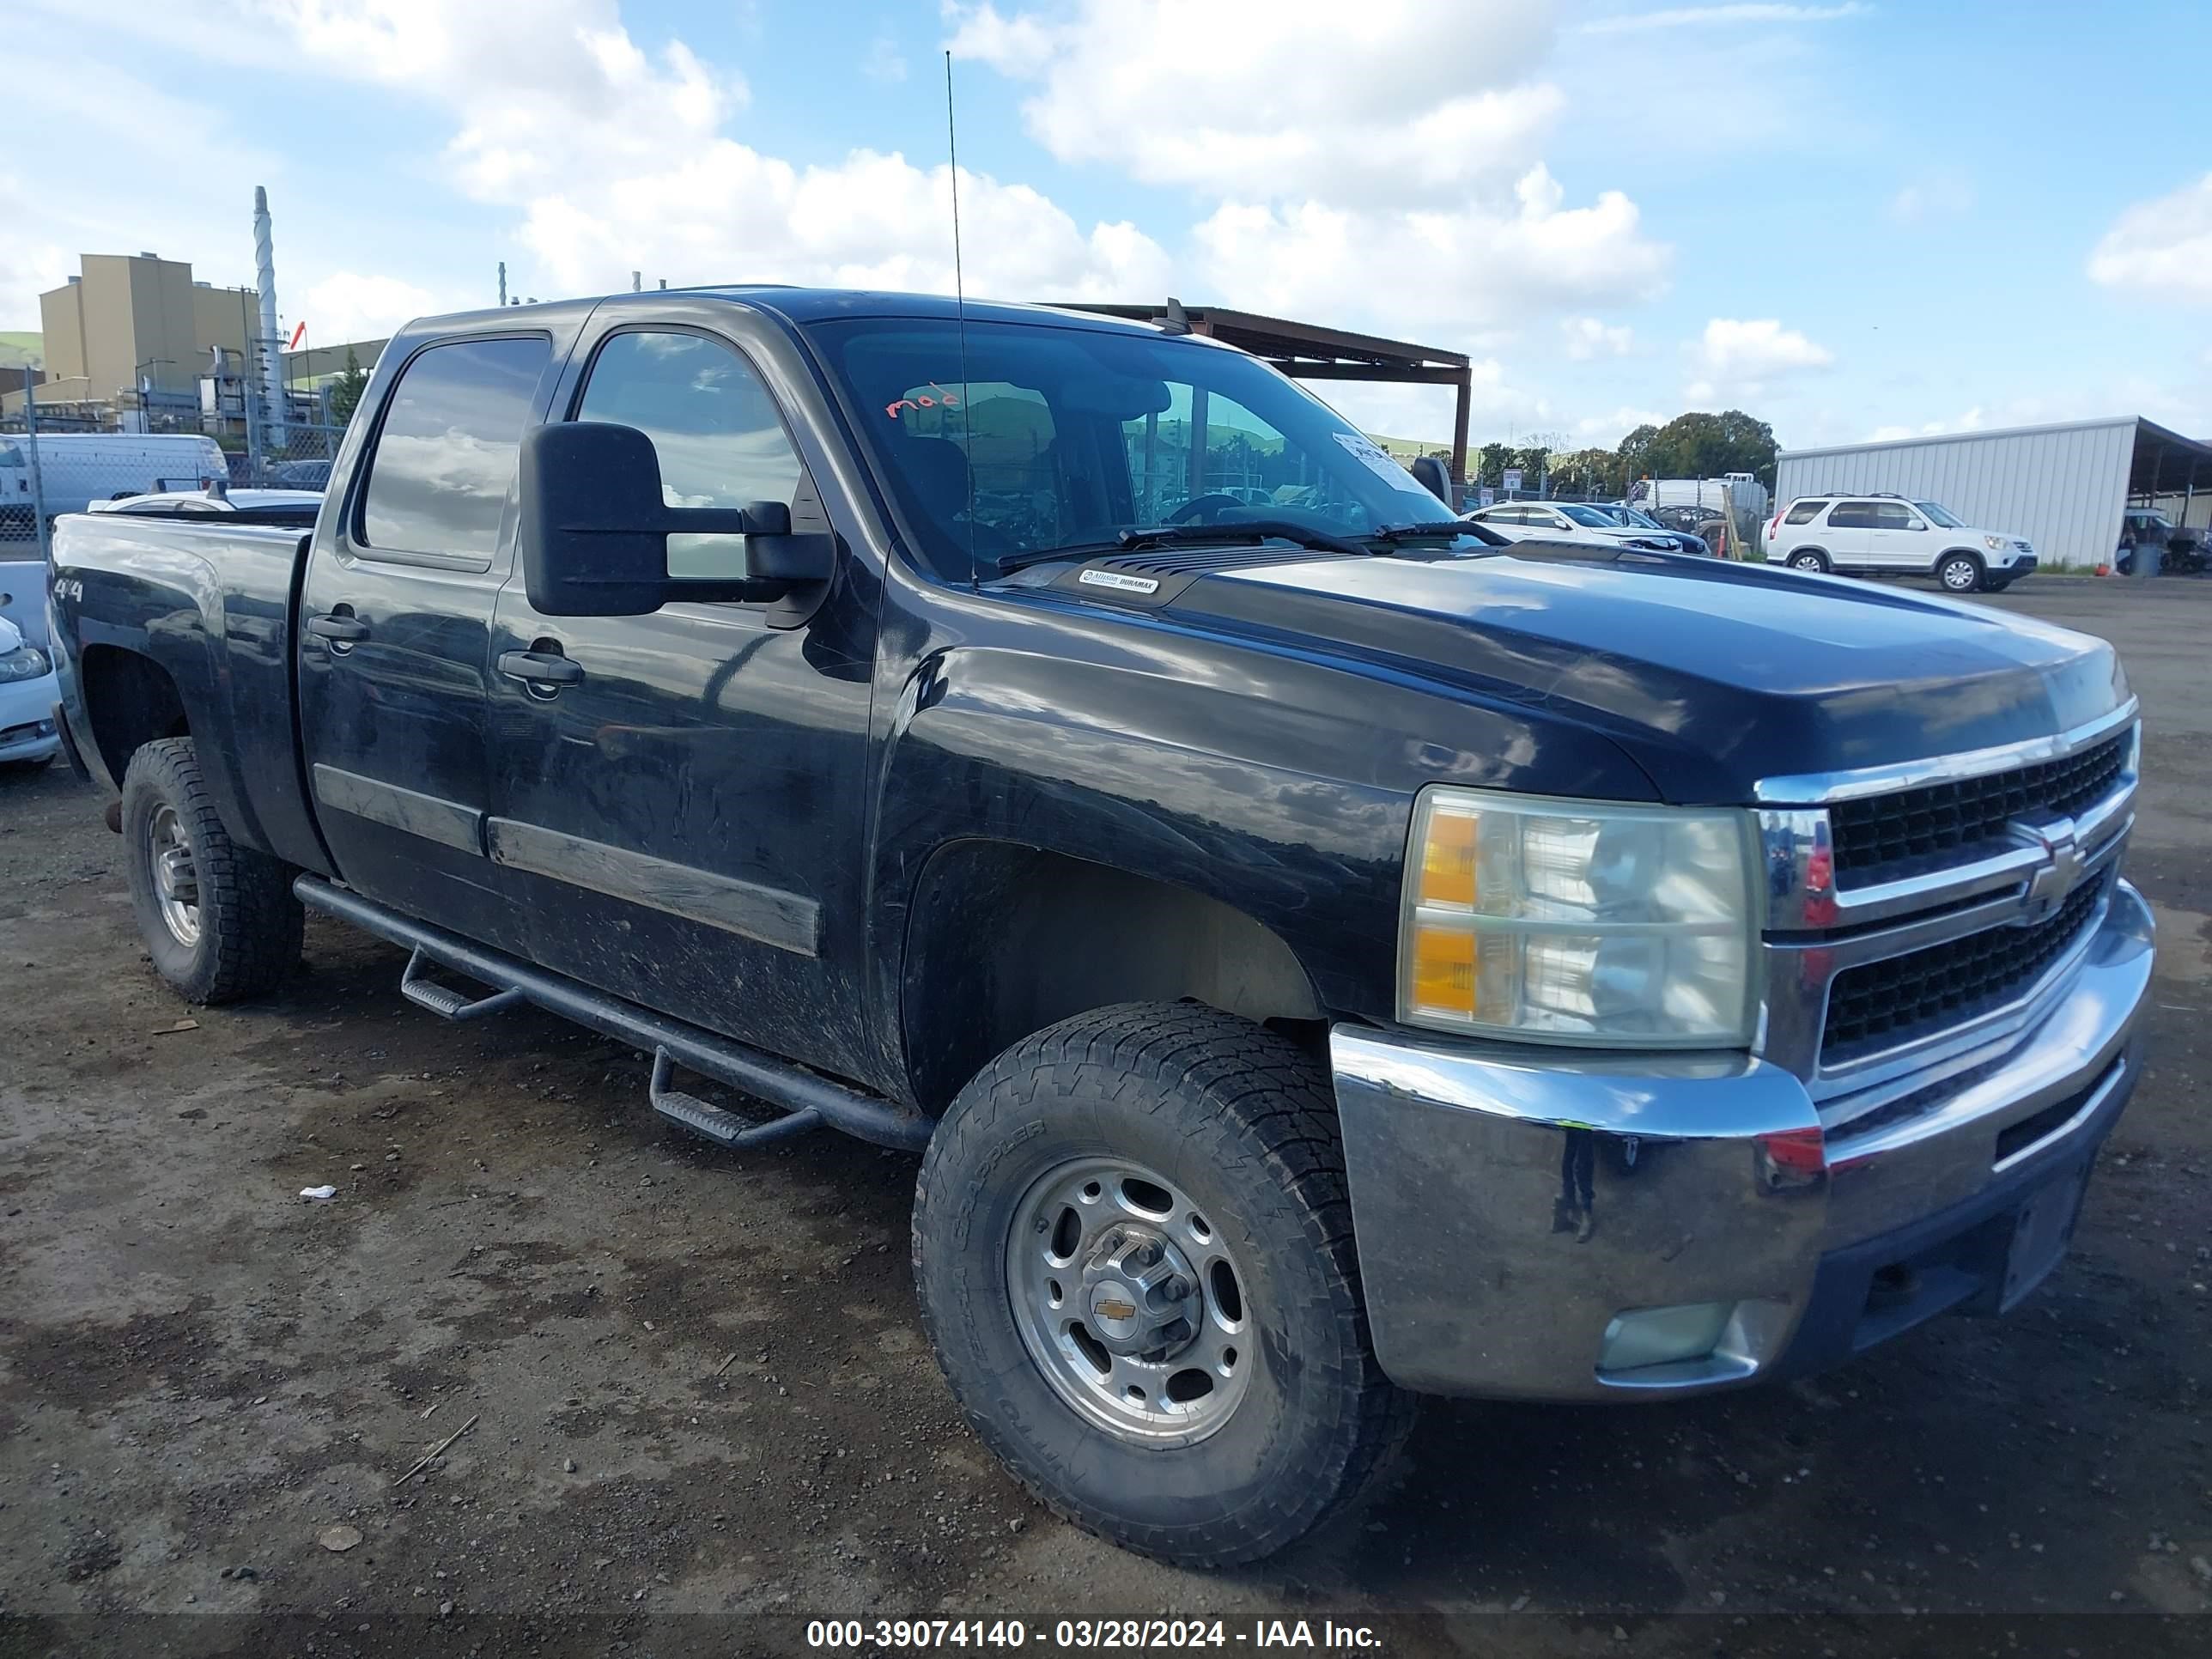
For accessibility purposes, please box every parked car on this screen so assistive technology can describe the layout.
[50,288,2150,1567]
[269,459,334,488]
[0,611,59,769]
[1462,500,1680,551]
[1765,493,2037,592]
[92,488,324,525]
[1589,501,1710,556]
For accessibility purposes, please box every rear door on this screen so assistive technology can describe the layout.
[482,307,879,1079]
[1821,501,1876,568]
[298,330,567,954]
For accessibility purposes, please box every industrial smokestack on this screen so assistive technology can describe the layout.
[252,185,286,449]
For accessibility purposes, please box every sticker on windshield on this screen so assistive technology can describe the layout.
[1334,431,1414,488]
[1079,568,1161,595]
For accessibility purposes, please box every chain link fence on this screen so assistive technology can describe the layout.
[2,373,345,568]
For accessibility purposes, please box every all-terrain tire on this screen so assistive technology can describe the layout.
[121,737,302,1003]
[912,1000,1417,1566]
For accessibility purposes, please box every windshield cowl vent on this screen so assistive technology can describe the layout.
[1103,545,1363,578]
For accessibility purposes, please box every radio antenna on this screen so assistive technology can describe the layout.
[946,49,979,592]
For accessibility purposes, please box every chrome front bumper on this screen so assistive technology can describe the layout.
[1331,878,2154,1401]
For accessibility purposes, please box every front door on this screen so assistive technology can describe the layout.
[1865,500,1928,569]
[298,331,565,953]
[483,316,878,1080]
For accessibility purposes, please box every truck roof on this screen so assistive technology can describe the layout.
[409,287,1182,340]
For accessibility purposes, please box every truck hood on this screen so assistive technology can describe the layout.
[1159,550,2128,803]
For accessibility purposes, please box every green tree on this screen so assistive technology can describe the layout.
[329,346,369,425]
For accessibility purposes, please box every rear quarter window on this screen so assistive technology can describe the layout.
[359,336,551,562]
[1784,501,1825,525]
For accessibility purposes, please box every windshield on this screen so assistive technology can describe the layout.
[1914,501,1965,528]
[808,317,1451,577]
[1556,503,1617,528]
[1613,505,1662,529]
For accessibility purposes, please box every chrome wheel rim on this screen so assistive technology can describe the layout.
[147,804,202,947]
[1006,1156,1254,1446]
[1791,554,1822,570]
[1942,561,1976,590]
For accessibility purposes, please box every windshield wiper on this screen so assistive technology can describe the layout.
[994,520,1371,575]
[1369,520,1510,548]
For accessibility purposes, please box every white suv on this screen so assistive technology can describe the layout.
[1764,494,2036,593]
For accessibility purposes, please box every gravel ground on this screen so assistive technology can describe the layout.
[1,577,2208,1656]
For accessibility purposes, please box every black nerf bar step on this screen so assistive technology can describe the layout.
[293,875,933,1153]
[400,946,526,1021]
[649,1047,823,1150]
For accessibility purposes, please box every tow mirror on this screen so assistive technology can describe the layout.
[519,421,834,617]
[1410,454,1453,504]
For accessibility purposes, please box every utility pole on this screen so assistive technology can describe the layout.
[498,261,507,307]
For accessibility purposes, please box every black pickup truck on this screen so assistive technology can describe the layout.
[48,289,2153,1565]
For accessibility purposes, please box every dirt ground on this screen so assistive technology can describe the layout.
[2,578,2208,1657]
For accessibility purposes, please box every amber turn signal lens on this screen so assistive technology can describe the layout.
[1407,922,1477,1018]
[1419,806,1478,908]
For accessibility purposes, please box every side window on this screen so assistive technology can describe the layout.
[575,331,807,580]
[1784,500,1823,525]
[1872,503,1919,532]
[1828,501,1878,530]
[360,336,550,561]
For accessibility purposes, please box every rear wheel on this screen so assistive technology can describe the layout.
[1788,549,1831,574]
[912,1001,1415,1565]
[122,737,302,1003]
[1936,550,1985,593]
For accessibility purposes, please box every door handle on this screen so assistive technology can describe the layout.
[306,613,368,643]
[499,649,584,688]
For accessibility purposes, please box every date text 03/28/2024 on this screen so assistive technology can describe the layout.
[805,1620,1383,1650]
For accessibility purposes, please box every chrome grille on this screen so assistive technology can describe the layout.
[1821,870,2110,1061]
[1827,730,2129,887]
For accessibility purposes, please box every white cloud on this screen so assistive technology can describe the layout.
[2089,173,2212,304]
[299,273,444,343]
[1562,317,1634,360]
[1687,317,1833,398]
[1576,405,1668,444]
[1577,3,1866,33]
[1889,173,1972,223]
[1192,167,1668,342]
[949,1,1562,206]
[862,34,908,83]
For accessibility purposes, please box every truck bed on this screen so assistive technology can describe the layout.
[50,511,327,874]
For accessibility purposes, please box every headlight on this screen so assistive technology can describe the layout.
[0,644,51,683]
[1399,787,1758,1047]
[1982,535,2004,551]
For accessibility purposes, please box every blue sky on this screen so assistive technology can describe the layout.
[9,1,2209,451]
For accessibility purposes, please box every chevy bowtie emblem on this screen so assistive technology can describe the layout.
[1094,1298,1137,1321]
[2016,815,2082,923]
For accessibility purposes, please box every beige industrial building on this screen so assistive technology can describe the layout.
[32,252,259,409]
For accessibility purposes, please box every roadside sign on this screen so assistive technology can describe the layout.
[1478,486,1495,507]
[1501,468,1522,495]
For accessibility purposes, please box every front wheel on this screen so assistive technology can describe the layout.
[912,1002,1415,1565]
[122,737,302,1003]
[1936,551,1986,593]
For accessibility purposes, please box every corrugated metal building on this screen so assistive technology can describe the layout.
[1774,416,2212,569]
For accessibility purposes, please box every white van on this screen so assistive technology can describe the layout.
[0,432,232,540]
